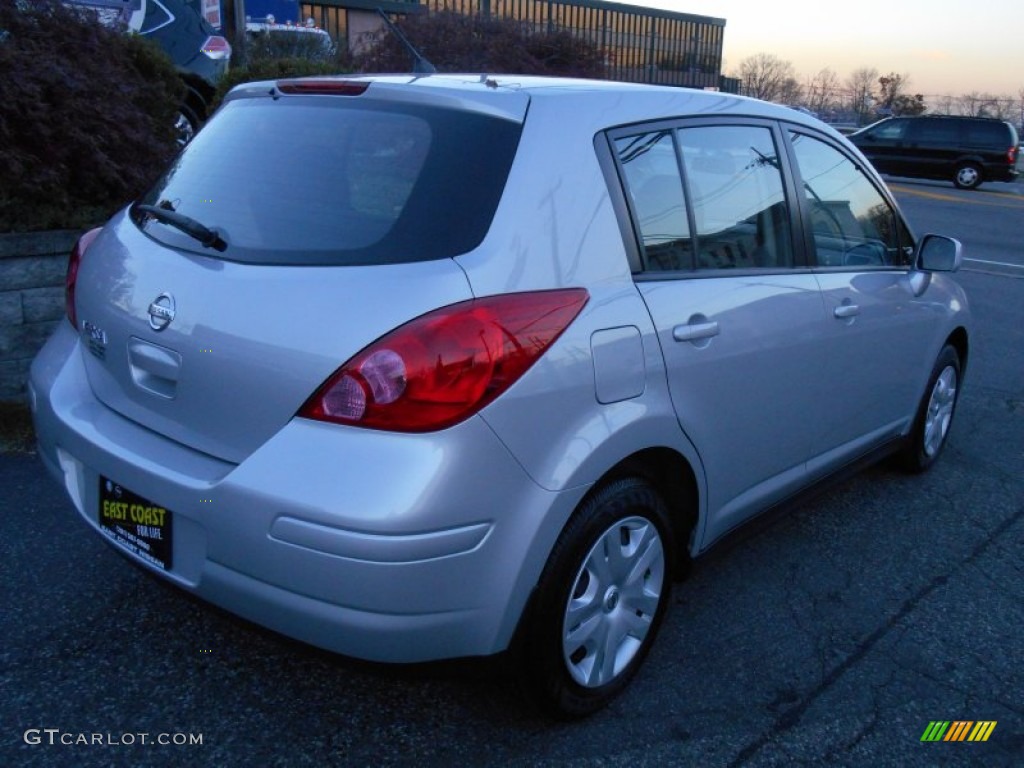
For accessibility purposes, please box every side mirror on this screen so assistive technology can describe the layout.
[915,234,962,273]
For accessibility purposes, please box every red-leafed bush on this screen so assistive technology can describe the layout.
[355,11,606,79]
[0,0,183,232]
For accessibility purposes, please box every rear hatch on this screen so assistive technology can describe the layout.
[73,79,528,463]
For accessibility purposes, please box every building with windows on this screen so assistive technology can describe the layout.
[300,0,731,91]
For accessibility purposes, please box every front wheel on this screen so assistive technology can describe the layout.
[515,477,676,717]
[953,162,982,190]
[896,344,961,472]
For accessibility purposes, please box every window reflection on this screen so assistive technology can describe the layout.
[679,126,793,270]
[789,132,910,268]
[616,131,692,271]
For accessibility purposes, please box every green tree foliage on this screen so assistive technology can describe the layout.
[0,0,183,232]
[355,11,606,78]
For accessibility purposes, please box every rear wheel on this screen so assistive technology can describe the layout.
[896,344,961,472]
[953,162,982,190]
[516,477,675,717]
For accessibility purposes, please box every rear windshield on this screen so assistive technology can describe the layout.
[132,95,523,265]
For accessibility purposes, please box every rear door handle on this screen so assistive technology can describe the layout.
[673,321,720,342]
[833,304,860,319]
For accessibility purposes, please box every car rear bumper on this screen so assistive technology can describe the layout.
[987,164,1019,182]
[30,323,585,662]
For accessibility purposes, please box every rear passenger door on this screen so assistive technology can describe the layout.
[610,120,825,543]
[904,117,960,179]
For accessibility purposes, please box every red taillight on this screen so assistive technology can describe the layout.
[299,289,589,432]
[200,36,231,61]
[66,227,102,329]
[1008,145,1018,166]
[276,80,370,96]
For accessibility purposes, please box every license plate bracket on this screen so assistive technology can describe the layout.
[98,477,173,571]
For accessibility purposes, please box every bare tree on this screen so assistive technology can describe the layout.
[738,52,797,102]
[982,95,1013,120]
[956,92,987,116]
[779,77,803,106]
[804,67,840,115]
[954,92,1018,118]
[844,67,878,126]
[999,97,1017,121]
[933,94,955,115]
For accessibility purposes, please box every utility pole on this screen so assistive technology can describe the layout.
[221,0,247,57]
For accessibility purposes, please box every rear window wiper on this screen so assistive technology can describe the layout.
[136,204,226,251]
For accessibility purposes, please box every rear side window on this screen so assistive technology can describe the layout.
[964,121,1010,147]
[678,125,793,270]
[614,131,691,270]
[615,123,794,272]
[133,96,522,265]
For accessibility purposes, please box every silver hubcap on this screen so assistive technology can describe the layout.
[923,365,957,457]
[562,516,665,688]
[957,167,979,187]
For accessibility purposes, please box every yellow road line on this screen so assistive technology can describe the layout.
[890,185,1024,209]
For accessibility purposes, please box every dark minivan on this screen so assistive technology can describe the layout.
[849,115,1019,190]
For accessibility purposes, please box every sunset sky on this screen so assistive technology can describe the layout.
[618,0,1022,98]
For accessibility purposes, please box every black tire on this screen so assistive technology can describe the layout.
[896,344,961,473]
[953,162,982,190]
[515,477,676,718]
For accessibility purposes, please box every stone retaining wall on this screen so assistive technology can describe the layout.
[0,230,82,402]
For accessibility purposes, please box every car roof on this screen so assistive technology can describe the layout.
[227,73,830,133]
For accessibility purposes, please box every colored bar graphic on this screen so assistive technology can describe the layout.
[968,722,997,742]
[944,721,973,741]
[921,721,950,741]
[921,720,997,742]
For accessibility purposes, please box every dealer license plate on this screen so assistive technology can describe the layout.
[98,477,173,570]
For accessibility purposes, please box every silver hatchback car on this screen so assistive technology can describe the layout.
[31,75,969,716]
